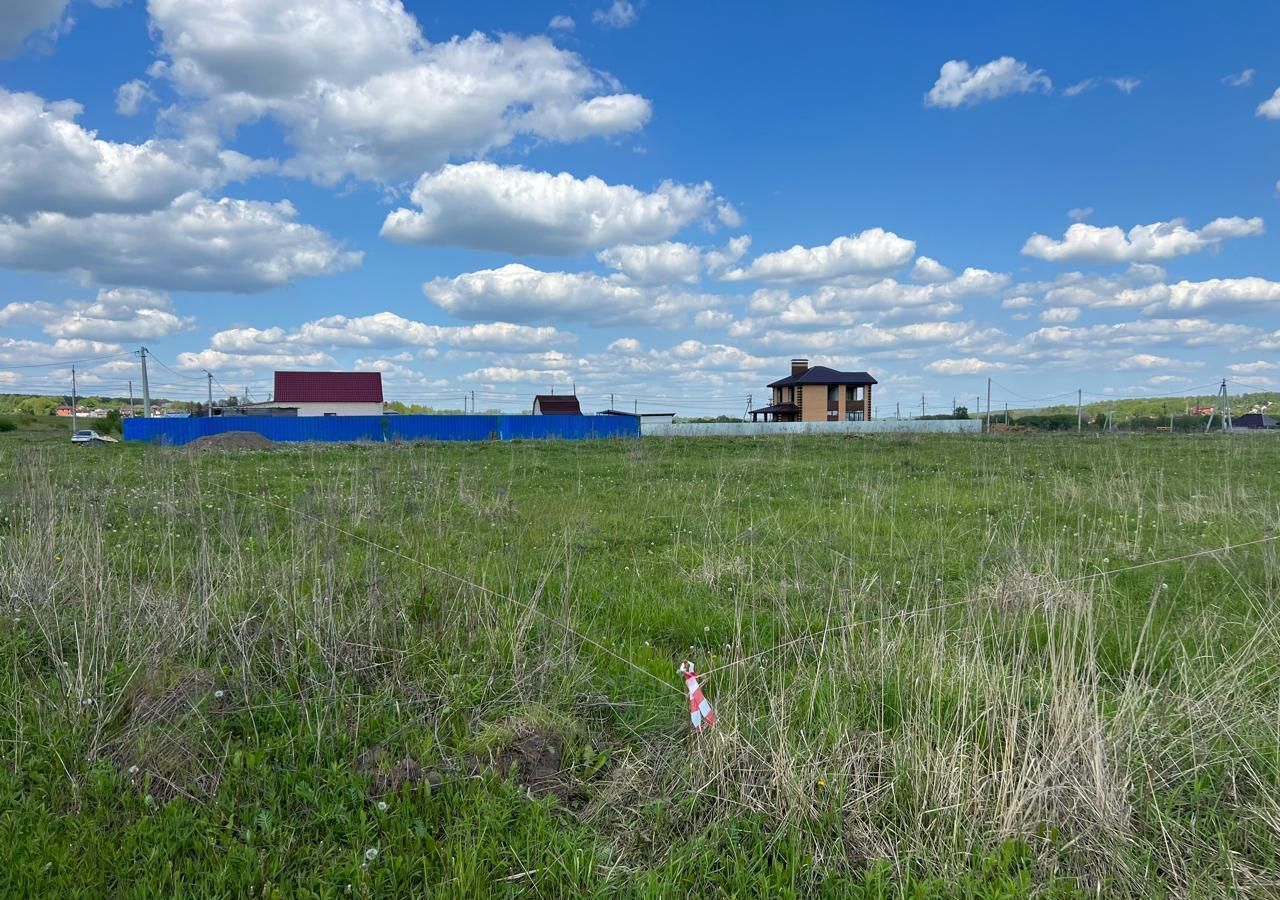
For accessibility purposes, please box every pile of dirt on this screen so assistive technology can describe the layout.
[358,745,445,795]
[106,669,225,803]
[493,727,588,804]
[189,431,273,451]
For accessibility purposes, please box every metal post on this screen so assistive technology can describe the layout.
[985,378,991,434]
[205,371,213,417]
[139,347,151,418]
[71,366,78,433]
[1076,389,1082,433]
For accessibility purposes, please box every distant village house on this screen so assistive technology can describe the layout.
[219,371,385,417]
[749,359,876,423]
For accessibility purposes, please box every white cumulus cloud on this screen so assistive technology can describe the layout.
[0,288,194,341]
[208,313,569,353]
[381,163,717,255]
[724,228,916,282]
[0,192,361,292]
[1258,87,1280,119]
[0,0,67,57]
[911,256,953,283]
[1039,306,1080,323]
[1063,77,1141,97]
[597,241,704,284]
[114,79,155,116]
[1022,216,1264,263]
[0,336,122,366]
[1228,360,1278,373]
[593,1,637,28]
[925,57,1051,108]
[423,263,718,326]
[0,86,264,217]
[925,357,1008,375]
[147,0,652,184]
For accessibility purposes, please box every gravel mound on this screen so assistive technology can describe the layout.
[189,431,273,451]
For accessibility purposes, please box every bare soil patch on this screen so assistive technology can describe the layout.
[189,431,274,451]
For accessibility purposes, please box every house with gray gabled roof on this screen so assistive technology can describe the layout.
[749,358,877,423]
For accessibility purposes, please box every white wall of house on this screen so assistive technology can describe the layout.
[254,401,385,417]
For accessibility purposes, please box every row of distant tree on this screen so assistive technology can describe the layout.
[1037,391,1278,421]
[0,393,186,416]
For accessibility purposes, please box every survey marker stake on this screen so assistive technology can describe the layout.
[679,661,715,732]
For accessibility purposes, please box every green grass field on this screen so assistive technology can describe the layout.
[2,424,1278,897]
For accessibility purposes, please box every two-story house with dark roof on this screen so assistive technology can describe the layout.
[749,359,876,423]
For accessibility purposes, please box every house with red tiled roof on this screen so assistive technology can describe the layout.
[223,371,385,417]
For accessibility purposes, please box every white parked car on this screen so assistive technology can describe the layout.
[71,430,118,444]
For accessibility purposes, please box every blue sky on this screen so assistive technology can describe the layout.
[1,0,1277,415]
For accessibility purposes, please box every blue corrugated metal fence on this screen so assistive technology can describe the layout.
[124,414,639,445]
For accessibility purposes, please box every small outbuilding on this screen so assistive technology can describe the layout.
[1233,413,1278,430]
[531,394,582,415]
[599,408,676,425]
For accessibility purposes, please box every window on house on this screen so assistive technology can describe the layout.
[846,410,865,421]
[827,385,838,403]
[846,386,863,402]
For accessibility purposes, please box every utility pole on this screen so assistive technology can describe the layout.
[976,394,981,428]
[71,366,78,433]
[610,392,615,409]
[139,346,151,418]
[896,401,901,420]
[985,378,992,435]
[204,371,213,417]
[129,379,134,417]
[921,393,926,418]
[1222,379,1233,432]
[951,396,956,416]
[1076,389,1082,434]
[634,398,638,415]
[470,390,475,414]
[1004,402,1009,425]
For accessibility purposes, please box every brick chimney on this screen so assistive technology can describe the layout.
[791,358,809,377]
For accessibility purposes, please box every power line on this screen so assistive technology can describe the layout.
[145,353,208,382]
[0,351,134,371]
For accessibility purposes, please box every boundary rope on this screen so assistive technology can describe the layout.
[216,484,683,694]
[700,534,1280,678]
[215,481,1275,695]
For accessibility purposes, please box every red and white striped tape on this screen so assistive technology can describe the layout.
[679,661,715,732]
